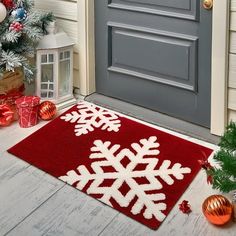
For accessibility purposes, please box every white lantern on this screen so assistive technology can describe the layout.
[36,22,76,110]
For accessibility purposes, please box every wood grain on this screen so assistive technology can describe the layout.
[229,54,236,88]
[228,109,236,122]
[7,185,118,236]
[34,0,77,21]
[0,159,64,235]
[228,88,236,110]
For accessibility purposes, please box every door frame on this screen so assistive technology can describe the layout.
[77,0,230,136]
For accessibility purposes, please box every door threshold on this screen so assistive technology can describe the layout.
[85,93,220,144]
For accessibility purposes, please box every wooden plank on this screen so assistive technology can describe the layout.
[8,185,118,236]
[228,88,236,110]
[73,52,79,70]
[56,18,78,44]
[231,0,236,11]
[73,69,80,88]
[0,122,49,152]
[0,158,64,235]
[229,53,236,88]
[34,0,77,21]
[230,11,236,31]
[0,152,29,180]
[230,31,236,53]
[228,109,236,122]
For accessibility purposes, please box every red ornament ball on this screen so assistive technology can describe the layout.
[2,0,15,9]
[202,195,233,226]
[38,101,57,120]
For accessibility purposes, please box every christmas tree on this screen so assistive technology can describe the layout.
[0,0,54,83]
[207,122,236,193]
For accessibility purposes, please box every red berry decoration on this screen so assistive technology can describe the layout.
[9,22,23,32]
[179,200,191,214]
[38,101,57,120]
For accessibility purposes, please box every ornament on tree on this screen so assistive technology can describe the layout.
[2,0,15,9]
[9,22,23,32]
[11,7,27,21]
[0,2,7,23]
[0,103,14,126]
[38,101,57,120]
[202,195,233,226]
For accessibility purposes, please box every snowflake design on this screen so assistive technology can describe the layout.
[59,136,192,222]
[60,102,121,136]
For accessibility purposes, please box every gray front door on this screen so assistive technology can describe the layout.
[95,1,212,127]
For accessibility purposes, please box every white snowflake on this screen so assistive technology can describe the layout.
[59,136,192,222]
[60,102,121,136]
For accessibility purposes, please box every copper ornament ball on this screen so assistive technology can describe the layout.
[38,101,57,120]
[202,195,233,226]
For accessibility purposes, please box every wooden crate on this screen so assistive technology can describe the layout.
[0,69,25,106]
[0,69,24,95]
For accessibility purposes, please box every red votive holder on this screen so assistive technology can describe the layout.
[15,96,40,128]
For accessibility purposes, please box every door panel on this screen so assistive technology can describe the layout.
[95,0,212,127]
[108,24,198,91]
[108,0,199,20]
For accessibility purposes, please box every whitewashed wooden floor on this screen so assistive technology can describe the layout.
[0,109,236,236]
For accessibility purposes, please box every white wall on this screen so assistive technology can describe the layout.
[34,0,80,88]
[228,0,236,122]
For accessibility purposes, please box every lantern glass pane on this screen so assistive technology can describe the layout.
[41,54,47,63]
[59,52,70,97]
[49,54,54,63]
[41,92,47,98]
[64,51,70,59]
[41,63,54,99]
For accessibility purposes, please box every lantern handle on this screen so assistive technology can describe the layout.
[46,21,57,35]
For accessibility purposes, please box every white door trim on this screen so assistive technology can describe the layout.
[211,0,230,135]
[78,0,229,135]
[77,0,95,96]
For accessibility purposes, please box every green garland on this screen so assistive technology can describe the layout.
[208,122,236,193]
[0,0,54,83]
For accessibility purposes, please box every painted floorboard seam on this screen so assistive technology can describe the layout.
[3,183,66,236]
[97,213,120,236]
[0,156,31,179]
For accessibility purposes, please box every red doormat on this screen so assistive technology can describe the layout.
[8,101,213,230]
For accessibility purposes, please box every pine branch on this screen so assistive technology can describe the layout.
[210,168,236,192]
[1,50,27,71]
[214,150,236,178]
[219,122,236,152]
[40,12,55,33]
[23,25,43,41]
[1,30,22,43]
[22,62,35,83]
[17,0,34,10]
